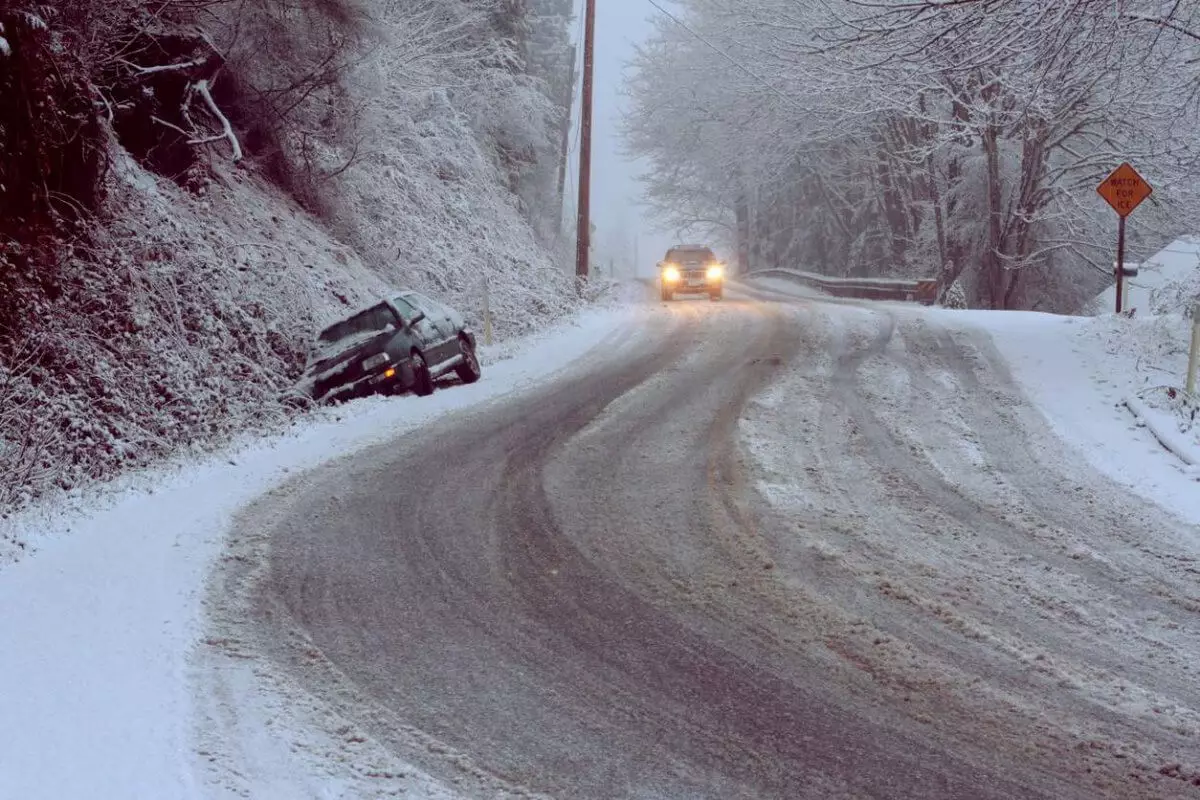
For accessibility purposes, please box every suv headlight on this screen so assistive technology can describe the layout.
[706,264,724,280]
[663,266,681,282]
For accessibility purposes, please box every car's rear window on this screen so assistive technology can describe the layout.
[408,292,448,318]
[391,295,422,324]
[667,247,715,262]
[318,303,397,345]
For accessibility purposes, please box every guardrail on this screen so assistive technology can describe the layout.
[747,268,939,305]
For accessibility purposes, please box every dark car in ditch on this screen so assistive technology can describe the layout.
[298,290,481,403]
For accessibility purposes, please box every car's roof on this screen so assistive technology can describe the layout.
[324,297,385,323]
[319,292,413,333]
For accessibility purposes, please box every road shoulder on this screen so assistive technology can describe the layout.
[0,297,641,800]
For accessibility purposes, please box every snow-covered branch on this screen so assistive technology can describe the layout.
[116,35,243,166]
[191,79,242,162]
[117,57,209,76]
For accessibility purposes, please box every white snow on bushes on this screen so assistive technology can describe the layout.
[0,95,584,517]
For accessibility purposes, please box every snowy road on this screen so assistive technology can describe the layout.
[207,285,1200,799]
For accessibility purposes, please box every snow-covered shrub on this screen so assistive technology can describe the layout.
[0,5,107,332]
[1132,385,1199,458]
[1094,313,1192,380]
[1152,269,1200,317]
[204,0,371,213]
[1136,385,1199,422]
[939,280,968,309]
[0,337,56,510]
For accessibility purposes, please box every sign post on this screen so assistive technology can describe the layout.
[1096,163,1153,313]
[482,276,493,346]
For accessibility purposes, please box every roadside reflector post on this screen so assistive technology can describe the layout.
[1096,162,1153,315]
[483,277,493,347]
[1188,304,1200,395]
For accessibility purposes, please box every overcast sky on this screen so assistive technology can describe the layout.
[564,0,678,278]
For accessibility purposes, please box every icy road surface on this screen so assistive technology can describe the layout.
[207,284,1200,799]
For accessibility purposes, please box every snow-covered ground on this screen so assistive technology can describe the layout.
[932,308,1200,521]
[747,271,1200,522]
[0,299,640,800]
[1093,236,1200,317]
[738,296,1200,789]
[5,278,1200,799]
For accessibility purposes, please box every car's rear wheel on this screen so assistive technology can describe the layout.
[411,350,435,396]
[455,337,481,384]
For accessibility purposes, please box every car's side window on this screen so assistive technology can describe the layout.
[374,304,400,330]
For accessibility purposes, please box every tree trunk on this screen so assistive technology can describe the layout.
[981,119,1005,309]
[1002,124,1048,309]
[735,191,750,275]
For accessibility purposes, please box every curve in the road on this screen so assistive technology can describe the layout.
[228,293,1199,799]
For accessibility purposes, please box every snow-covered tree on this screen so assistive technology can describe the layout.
[624,0,1200,310]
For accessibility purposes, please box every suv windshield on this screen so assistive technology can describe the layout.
[317,303,398,346]
[666,247,715,263]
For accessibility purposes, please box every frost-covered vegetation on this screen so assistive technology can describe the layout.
[0,0,582,509]
[625,0,1200,312]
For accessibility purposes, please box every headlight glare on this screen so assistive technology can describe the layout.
[663,265,681,282]
[706,264,724,280]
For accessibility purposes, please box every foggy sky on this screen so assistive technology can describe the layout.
[565,0,679,278]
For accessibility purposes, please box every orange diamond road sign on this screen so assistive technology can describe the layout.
[1097,162,1153,217]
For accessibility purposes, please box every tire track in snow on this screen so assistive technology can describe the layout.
[740,301,1200,796]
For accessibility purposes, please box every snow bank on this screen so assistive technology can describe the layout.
[0,300,638,800]
[1125,387,1200,468]
[1093,235,1200,316]
[928,307,1200,522]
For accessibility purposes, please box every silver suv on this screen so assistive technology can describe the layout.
[657,245,725,301]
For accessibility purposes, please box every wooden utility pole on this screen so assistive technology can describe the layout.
[575,0,596,281]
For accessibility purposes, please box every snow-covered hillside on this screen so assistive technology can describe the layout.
[0,0,583,517]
